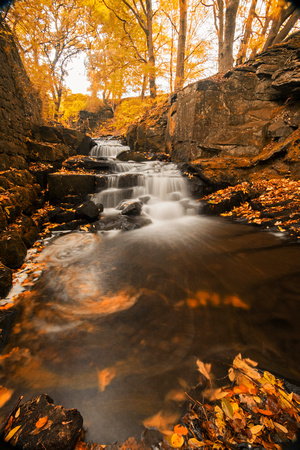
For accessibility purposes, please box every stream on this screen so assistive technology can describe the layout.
[1,140,300,444]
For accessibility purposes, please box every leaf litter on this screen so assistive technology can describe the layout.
[73,354,299,449]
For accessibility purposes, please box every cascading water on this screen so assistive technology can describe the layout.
[90,139,198,219]
[1,140,300,445]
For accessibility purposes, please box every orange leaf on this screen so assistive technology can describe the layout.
[36,417,48,428]
[253,407,273,416]
[174,424,188,435]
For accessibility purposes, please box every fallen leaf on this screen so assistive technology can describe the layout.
[167,432,185,448]
[97,366,117,392]
[174,424,188,435]
[0,387,13,408]
[196,360,212,381]
[188,437,206,448]
[221,398,234,419]
[4,425,21,442]
[36,416,48,428]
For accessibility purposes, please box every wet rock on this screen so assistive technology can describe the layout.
[50,219,87,232]
[62,155,111,172]
[1,393,83,450]
[139,195,151,204]
[95,175,108,192]
[14,215,39,248]
[96,214,151,231]
[75,200,100,221]
[202,191,247,215]
[117,174,139,189]
[0,306,16,351]
[117,150,147,162]
[117,200,143,216]
[48,173,96,205]
[49,209,76,224]
[0,262,12,298]
[0,230,27,269]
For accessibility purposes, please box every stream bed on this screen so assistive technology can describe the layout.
[1,140,300,444]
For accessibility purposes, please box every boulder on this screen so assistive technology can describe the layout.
[117,200,143,215]
[1,394,83,450]
[48,173,96,205]
[0,262,12,298]
[75,200,100,221]
[117,150,148,162]
[0,230,27,269]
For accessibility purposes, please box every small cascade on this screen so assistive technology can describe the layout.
[90,141,198,219]
[90,139,130,158]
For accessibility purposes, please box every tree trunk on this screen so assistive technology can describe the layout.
[215,0,224,71]
[272,9,300,46]
[174,0,187,92]
[236,0,257,65]
[263,3,296,51]
[145,0,156,98]
[219,0,239,72]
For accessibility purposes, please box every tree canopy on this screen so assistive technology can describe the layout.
[3,0,299,121]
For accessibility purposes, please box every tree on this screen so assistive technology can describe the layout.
[6,0,95,118]
[101,0,157,98]
[174,0,188,91]
[213,0,240,72]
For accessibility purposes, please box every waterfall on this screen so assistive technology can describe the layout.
[92,157,198,219]
[90,139,130,158]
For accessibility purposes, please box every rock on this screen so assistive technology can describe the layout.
[125,99,169,153]
[48,173,96,205]
[75,200,100,221]
[49,209,76,224]
[49,219,87,232]
[0,262,12,298]
[117,174,139,189]
[0,230,27,269]
[96,214,151,231]
[14,215,39,248]
[167,32,300,163]
[1,393,83,450]
[117,150,148,162]
[117,200,143,215]
[62,155,111,172]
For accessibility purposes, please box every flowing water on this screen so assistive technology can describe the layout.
[1,140,300,444]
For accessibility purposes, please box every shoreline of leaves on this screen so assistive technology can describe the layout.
[202,179,300,241]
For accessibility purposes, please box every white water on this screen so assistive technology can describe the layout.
[90,139,130,158]
[90,139,199,220]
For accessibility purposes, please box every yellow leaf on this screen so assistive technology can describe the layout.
[250,424,263,435]
[228,367,236,382]
[221,398,234,419]
[223,295,249,310]
[4,425,21,442]
[274,422,288,434]
[167,432,184,448]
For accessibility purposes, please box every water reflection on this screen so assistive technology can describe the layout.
[1,216,300,444]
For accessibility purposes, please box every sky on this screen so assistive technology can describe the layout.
[65,54,89,95]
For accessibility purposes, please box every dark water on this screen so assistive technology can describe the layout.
[1,217,300,443]
[1,145,300,444]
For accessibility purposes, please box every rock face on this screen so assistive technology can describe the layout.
[0,21,96,296]
[126,98,169,153]
[167,32,300,163]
